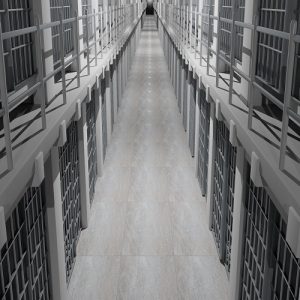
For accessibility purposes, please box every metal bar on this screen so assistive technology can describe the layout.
[93,9,97,66]
[59,9,67,105]
[279,20,298,170]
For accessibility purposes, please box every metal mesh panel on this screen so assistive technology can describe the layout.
[101,79,107,161]
[240,164,300,300]
[50,0,74,67]
[197,83,210,196]
[86,90,98,205]
[188,78,196,157]
[0,0,34,92]
[59,120,81,284]
[0,185,50,300]
[219,0,245,62]
[211,120,236,271]
[256,0,286,93]
[82,0,93,43]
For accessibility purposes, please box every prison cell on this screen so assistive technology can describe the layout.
[240,164,300,300]
[188,77,196,157]
[202,0,214,44]
[256,0,286,94]
[182,66,188,131]
[58,120,81,284]
[0,185,50,300]
[197,83,210,197]
[50,0,74,69]
[0,0,35,93]
[101,78,107,161]
[211,119,236,271]
[219,0,245,62]
[82,0,93,43]
[86,89,98,205]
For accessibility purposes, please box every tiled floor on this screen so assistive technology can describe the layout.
[68,17,229,300]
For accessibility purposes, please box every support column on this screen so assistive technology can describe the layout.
[186,66,192,142]
[95,74,104,177]
[113,60,118,120]
[180,60,185,114]
[229,146,246,300]
[194,78,200,177]
[78,101,90,228]
[105,68,112,145]
[206,100,216,226]
[44,147,67,300]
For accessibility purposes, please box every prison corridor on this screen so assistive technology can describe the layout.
[66,17,229,300]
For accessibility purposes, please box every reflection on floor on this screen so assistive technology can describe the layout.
[67,17,229,300]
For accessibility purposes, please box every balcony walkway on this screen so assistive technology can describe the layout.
[67,16,229,300]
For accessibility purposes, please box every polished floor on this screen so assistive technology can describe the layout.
[67,17,229,300]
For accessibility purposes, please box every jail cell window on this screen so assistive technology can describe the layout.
[219,0,245,62]
[197,83,210,197]
[0,0,35,94]
[255,0,286,96]
[240,164,300,300]
[0,184,50,300]
[82,0,93,44]
[210,119,236,274]
[58,120,81,284]
[50,0,74,81]
[86,89,98,205]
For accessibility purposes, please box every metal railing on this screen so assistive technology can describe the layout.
[0,3,140,172]
[157,2,300,172]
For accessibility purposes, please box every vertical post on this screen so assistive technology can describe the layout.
[44,147,68,300]
[59,9,67,104]
[229,146,246,300]
[279,20,297,170]
[75,12,81,87]
[78,100,90,228]
[105,68,112,145]
[96,74,104,177]
[0,22,13,171]
[93,9,98,66]
[86,11,91,76]
[195,78,200,177]
[216,13,221,87]
[206,100,216,227]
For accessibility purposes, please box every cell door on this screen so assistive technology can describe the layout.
[101,79,107,161]
[0,185,50,300]
[240,163,300,300]
[86,90,98,205]
[182,65,188,131]
[211,120,236,272]
[197,84,210,196]
[59,120,81,284]
[188,77,196,157]
[0,0,35,93]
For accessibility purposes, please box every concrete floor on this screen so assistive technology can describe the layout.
[67,17,229,300]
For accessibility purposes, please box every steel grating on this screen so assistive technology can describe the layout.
[0,0,34,93]
[0,185,50,300]
[197,83,210,197]
[240,164,300,300]
[256,0,286,94]
[188,77,196,157]
[50,0,74,68]
[211,120,236,271]
[202,0,214,44]
[86,90,98,205]
[101,79,107,161]
[59,120,81,284]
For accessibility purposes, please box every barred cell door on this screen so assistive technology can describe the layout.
[59,120,81,284]
[188,78,196,157]
[0,185,50,300]
[182,65,188,131]
[197,84,210,196]
[0,0,35,93]
[211,120,236,273]
[86,90,98,205]
[240,164,300,300]
[101,79,107,161]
